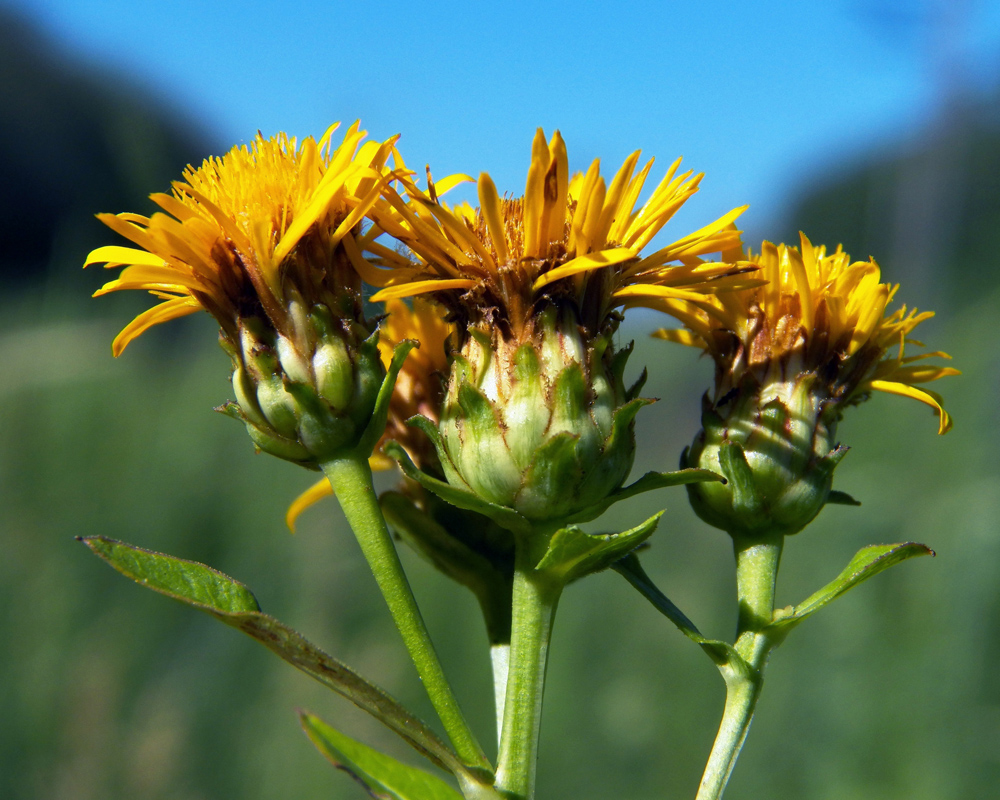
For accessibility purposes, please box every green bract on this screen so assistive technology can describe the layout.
[221,299,385,466]
[432,307,647,525]
[685,373,849,538]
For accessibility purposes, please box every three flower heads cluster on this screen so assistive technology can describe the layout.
[84,121,958,549]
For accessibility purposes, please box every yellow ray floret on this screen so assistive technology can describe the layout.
[364,129,758,331]
[653,233,959,433]
[85,123,396,355]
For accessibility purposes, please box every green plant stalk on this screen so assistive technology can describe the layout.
[494,541,563,800]
[696,533,783,800]
[322,455,490,772]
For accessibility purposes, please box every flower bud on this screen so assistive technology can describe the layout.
[684,370,847,537]
[438,306,642,523]
[655,235,958,539]
[222,307,385,466]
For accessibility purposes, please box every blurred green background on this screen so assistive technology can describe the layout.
[2,5,999,799]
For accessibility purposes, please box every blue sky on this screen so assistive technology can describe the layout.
[12,0,1000,240]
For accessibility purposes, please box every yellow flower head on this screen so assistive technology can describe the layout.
[352,130,761,525]
[85,122,396,355]
[365,128,756,339]
[654,233,958,433]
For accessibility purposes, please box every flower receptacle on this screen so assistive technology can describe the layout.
[221,307,387,466]
[685,373,848,538]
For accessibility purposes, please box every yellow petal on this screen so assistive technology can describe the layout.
[433,173,475,196]
[111,297,202,356]
[532,248,636,291]
[522,128,550,258]
[84,246,167,269]
[651,327,703,348]
[868,379,953,434]
[478,173,509,264]
[285,478,334,533]
[371,278,477,303]
[888,365,962,384]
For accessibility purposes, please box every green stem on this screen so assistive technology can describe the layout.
[495,544,563,800]
[696,533,783,800]
[322,455,489,771]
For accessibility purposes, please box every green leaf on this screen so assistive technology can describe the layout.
[766,542,935,637]
[81,535,261,612]
[534,512,662,582]
[79,536,471,780]
[566,467,724,524]
[355,339,417,459]
[613,554,740,669]
[386,442,532,537]
[301,712,466,800]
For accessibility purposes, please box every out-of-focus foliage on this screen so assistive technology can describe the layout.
[2,11,999,798]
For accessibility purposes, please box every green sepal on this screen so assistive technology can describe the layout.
[626,367,648,402]
[283,379,356,457]
[215,400,245,423]
[718,440,763,518]
[820,444,850,471]
[765,542,935,640]
[826,490,861,506]
[351,328,390,430]
[514,432,583,519]
[566,467,724,525]
[534,512,663,583]
[386,442,532,537]
[300,712,468,800]
[78,536,470,779]
[613,553,741,669]
[551,363,589,428]
[216,400,315,464]
[604,339,647,401]
[354,338,417,459]
[405,415,476,495]
[451,383,522,505]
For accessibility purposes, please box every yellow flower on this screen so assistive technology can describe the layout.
[358,130,758,524]
[85,122,395,355]
[654,233,959,433]
[85,123,404,465]
[366,128,756,334]
[657,233,959,538]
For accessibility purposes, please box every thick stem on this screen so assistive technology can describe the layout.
[696,533,783,800]
[494,545,562,800]
[733,533,783,661]
[322,455,489,771]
